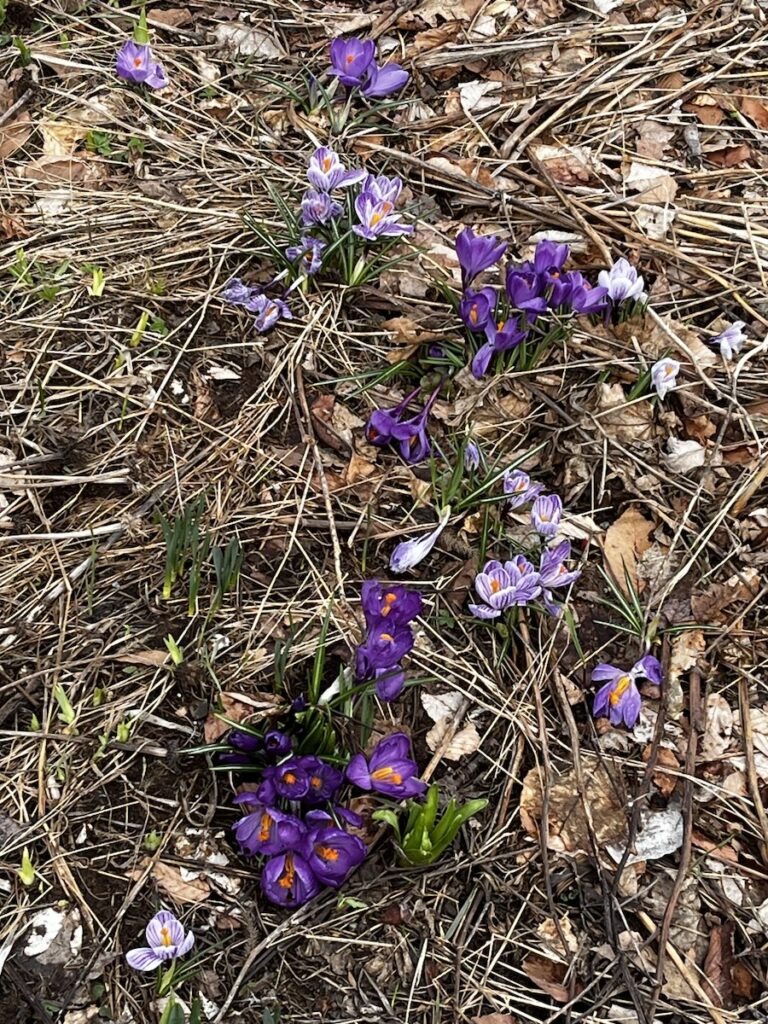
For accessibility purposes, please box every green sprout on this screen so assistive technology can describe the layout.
[373,784,487,867]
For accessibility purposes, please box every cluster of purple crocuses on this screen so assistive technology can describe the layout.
[329,37,409,100]
[365,384,441,465]
[469,470,580,619]
[354,580,422,700]
[455,230,648,378]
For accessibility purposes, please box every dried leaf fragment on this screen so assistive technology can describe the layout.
[602,507,654,595]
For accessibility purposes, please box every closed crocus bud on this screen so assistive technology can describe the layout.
[651,358,680,400]
[531,494,562,538]
[264,730,292,758]
[228,730,263,753]
[390,508,451,573]
[455,227,507,286]
[464,441,481,472]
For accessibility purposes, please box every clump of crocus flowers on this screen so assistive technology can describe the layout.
[220,277,293,334]
[116,8,168,90]
[592,655,662,729]
[365,384,440,465]
[355,580,423,700]
[328,36,409,99]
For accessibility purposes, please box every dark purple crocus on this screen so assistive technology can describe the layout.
[329,37,375,87]
[365,386,439,465]
[562,272,608,315]
[362,61,409,98]
[471,318,526,378]
[531,494,563,538]
[305,806,364,830]
[506,269,547,319]
[228,729,263,754]
[262,851,320,907]
[303,825,367,886]
[116,41,168,90]
[232,802,306,856]
[374,665,406,702]
[346,732,426,799]
[468,556,542,620]
[532,239,570,275]
[455,227,507,286]
[298,755,344,804]
[273,759,310,800]
[264,730,292,758]
[285,236,326,276]
[301,189,343,227]
[460,287,497,332]
[366,387,421,446]
[355,624,415,679]
[307,147,366,191]
[361,580,423,629]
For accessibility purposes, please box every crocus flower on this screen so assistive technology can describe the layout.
[539,541,581,590]
[232,800,307,856]
[249,295,292,334]
[597,258,647,304]
[456,227,507,286]
[353,190,412,241]
[374,665,406,702]
[471,318,527,377]
[563,272,608,315]
[346,732,426,798]
[262,851,320,907]
[531,494,563,538]
[298,755,344,804]
[116,41,168,90]
[711,320,747,360]
[305,806,365,830]
[126,911,194,971]
[221,278,259,305]
[361,580,423,628]
[651,358,680,399]
[300,189,343,226]
[303,825,367,886]
[360,173,403,205]
[591,655,663,729]
[468,556,542,619]
[366,386,439,464]
[362,61,410,98]
[390,507,451,573]
[264,730,292,758]
[355,624,415,678]
[285,236,326,276]
[228,729,263,753]
[307,147,366,191]
[503,469,544,508]
[505,269,547,319]
[329,37,375,87]
[460,288,497,332]
[532,239,570,275]
[464,441,481,472]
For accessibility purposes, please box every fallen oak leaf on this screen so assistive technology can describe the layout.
[602,506,654,596]
[0,112,33,160]
[421,691,480,761]
[521,953,579,1002]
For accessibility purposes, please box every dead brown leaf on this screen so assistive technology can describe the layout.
[521,954,577,1002]
[150,7,194,27]
[152,861,211,904]
[683,101,725,127]
[40,120,86,157]
[344,452,377,486]
[602,507,654,595]
[0,112,32,160]
[634,120,676,160]
[380,315,444,364]
[413,22,463,52]
[113,649,169,667]
[643,745,680,798]
[624,161,678,204]
[701,693,735,761]
[702,922,734,1008]
[203,691,283,743]
[740,96,768,129]
[707,144,752,168]
[473,1015,518,1024]
[691,567,760,625]
[531,143,607,185]
[23,156,104,184]
[594,383,654,443]
[311,395,365,452]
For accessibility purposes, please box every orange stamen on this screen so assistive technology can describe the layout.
[259,813,273,842]
[160,926,173,948]
[380,632,394,643]
[372,766,403,785]
[283,772,297,785]
[316,845,339,862]
[490,579,501,594]
[278,853,296,889]
[609,676,632,706]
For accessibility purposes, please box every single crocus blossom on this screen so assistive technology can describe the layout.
[232,801,306,856]
[532,239,570,275]
[505,269,547,319]
[346,732,426,799]
[471,318,527,377]
[261,851,319,907]
[374,665,406,702]
[116,41,168,90]
[597,257,647,304]
[298,755,344,804]
[468,556,542,619]
[503,469,544,509]
[360,173,403,205]
[221,277,258,305]
[329,36,375,87]
[126,911,194,971]
[361,580,423,628]
[355,624,415,678]
[531,494,563,538]
[563,272,608,315]
[464,441,481,472]
[456,227,507,286]
[249,295,292,334]
[353,190,412,240]
[300,189,343,226]
[263,730,292,758]
[362,61,409,98]
[711,320,747,360]
[307,147,366,191]
[390,508,451,573]
[651,358,680,400]
[228,729,263,753]
[285,236,326,276]
[539,540,581,616]
[591,655,663,729]
[459,287,497,332]
[303,825,367,886]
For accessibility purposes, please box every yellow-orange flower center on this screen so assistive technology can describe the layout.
[609,675,632,706]
[380,632,394,643]
[278,853,296,889]
[160,926,173,948]
[371,765,403,785]
[490,579,501,594]
[259,812,273,842]
[316,844,339,862]
[322,156,333,171]
[283,772,297,785]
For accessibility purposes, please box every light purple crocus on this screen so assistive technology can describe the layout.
[711,320,747,360]
[125,911,194,971]
[346,732,426,799]
[307,147,366,191]
[597,258,647,304]
[531,494,563,538]
[468,555,542,619]
[329,37,376,87]
[249,295,292,333]
[592,654,663,729]
[300,189,343,226]
[116,41,168,90]
[221,277,258,305]
[261,851,320,907]
[456,227,508,286]
[353,191,412,241]
[464,441,481,471]
[359,173,402,206]
[503,469,544,509]
[539,540,581,616]
[285,236,326,276]
[362,61,410,98]
[651,358,680,399]
[390,508,451,573]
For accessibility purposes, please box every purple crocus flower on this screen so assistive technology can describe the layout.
[272,759,312,800]
[360,174,403,206]
[471,318,527,377]
[355,624,415,678]
[361,580,423,628]
[285,236,326,276]
[353,190,412,241]
[305,806,365,830]
[125,911,194,971]
[116,41,168,90]
[264,730,292,758]
[468,556,542,619]
[303,825,367,886]
[464,441,481,471]
[300,189,343,227]
[591,655,663,729]
[232,801,306,856]
[362,61,410,98]
[506,269,547,319]
[329,37,376,87]
[711,320,747,360]
[651,358,680,399]
[390,507,451,573]
[597,258,647,304]
[374,665,406,701]
[456,227,507,286]
[563,272,608,315]
[531,494,563,538]
[460,287,497,332]
[261,851,320,907]
[298,755,344,804]
[249,295,292,333]
[532,239,570,274]
[539,541,581,590]
[503,469,544,508]
[221,277,258,305]
[228,729,263,753]
[365,387,420,446]
[365,386,438,464]
[307,147,366,191]
[346,732,426,799]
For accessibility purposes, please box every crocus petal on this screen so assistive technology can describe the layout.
[362,62,410,98]
[468,603,501,620]
[390,508,451,573]
[146,910,184,949]
[126,947,164,971]
[591,663,622,683]
[346,753,372,790]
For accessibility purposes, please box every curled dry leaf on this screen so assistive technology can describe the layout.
[213,23,286,58]
[602,506,654,596]
[311,394,365,452]
[536,915,579,962]
[530,143,609,185]
[691,566,760,625]
[700,694,735,761]
[150,859,211,904]
[624,161,678,204]
[665,437,719,473]
[203,690,284,743]
[643,745,680,797]
[633,203,677,240]
[421,691,480,761]
[665,629,705,719]
[0,112,33,160]
[521,953,578,1002]
[703,921,734,1009]
[594,383,654,443]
